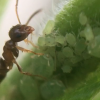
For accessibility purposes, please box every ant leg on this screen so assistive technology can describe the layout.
[24,39,38,49]
[16,46,43,55]
[13,60,46,80]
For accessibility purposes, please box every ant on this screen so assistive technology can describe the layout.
[0,0,45,81]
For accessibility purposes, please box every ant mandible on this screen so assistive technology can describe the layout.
[0,0,44,81]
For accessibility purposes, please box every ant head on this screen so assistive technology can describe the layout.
[9,24,34,42]
[11,0,41,42]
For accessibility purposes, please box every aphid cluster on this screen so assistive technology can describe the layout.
[0,0,43,82]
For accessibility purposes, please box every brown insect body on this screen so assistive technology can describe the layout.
[0,24,34,81]
[0,0,45,82]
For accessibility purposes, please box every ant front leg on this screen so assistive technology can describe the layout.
[24,39,39,49]
[16,46,43,55]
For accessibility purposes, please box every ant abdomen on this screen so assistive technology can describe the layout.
[0,58,9,75]
[0,57,9,82]
[9,24,34,42]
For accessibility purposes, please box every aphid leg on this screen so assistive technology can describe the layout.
[24,39,39,48]
[13,60,46,80]
[15,0,21,24]
[16,46,43,55]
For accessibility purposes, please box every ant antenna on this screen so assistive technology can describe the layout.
[26,9,42,25]
[15,0,21,24]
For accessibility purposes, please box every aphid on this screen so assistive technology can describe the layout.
[0,0,45,82]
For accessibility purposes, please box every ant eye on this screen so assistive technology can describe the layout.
[9,25,32,42]
[15,32,22,38]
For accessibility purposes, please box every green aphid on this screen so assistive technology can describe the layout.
[88,35,100,58]
[55,35,65,44]
[79,12,88,25]
[62,47,74,58]
[79,30,85,38]
[84,24,94,41]
[38,37,46,46]
[93,27,100,36]
[75,38,86,55]
[43,20,55,35]
[65,33,76,47]
[45,37,56,46]
[61,65,72,73]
